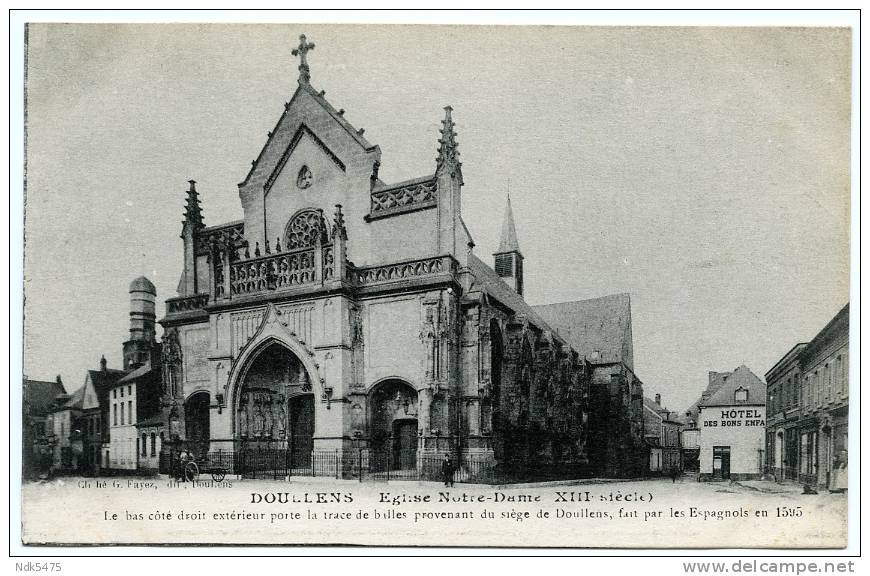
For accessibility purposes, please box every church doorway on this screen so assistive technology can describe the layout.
[288,394,315,470]
[392,419,418,469]
[184,391,211,457]
[235,341,314,471]
[369,380,419,472]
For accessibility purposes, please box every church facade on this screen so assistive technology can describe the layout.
[157,36,643,479]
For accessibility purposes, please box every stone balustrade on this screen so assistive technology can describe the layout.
[166,293,210,314]
[368,177,437,219]
[193,233,455,303]
[351,255,452,286]
[195,220,245,256]
[229,246,317,296]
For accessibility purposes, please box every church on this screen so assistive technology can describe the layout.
[156,35,647,480]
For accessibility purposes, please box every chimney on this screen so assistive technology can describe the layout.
[655,393,661,406]
[100,355,107,372]
[56,374,62,386]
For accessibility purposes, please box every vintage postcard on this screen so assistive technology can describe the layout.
[17,21,853,549]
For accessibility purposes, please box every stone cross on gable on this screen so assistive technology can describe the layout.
[292,34,315,83]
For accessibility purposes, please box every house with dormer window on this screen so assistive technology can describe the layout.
[696,365,766,481]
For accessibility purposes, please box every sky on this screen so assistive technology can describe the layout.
[23,24,851,413]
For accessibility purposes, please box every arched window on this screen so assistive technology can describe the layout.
[284,209,326,250]
[150,433,156,457]
[141,434,147,457]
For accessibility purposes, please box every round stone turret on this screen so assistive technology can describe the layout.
[129,276,156,343]
[130,276,156,294]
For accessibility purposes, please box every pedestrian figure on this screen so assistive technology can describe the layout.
[830,449,848,493]
[179,449,191,482]
[442,455,455,487]
[173,449,183,481]
[669,467,680,483]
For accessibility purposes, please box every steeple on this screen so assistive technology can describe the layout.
[183,179,204,231]
[493,195,524,296]
[436,106,463,185]
[497,194,521,254]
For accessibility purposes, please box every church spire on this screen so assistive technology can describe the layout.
[292,34,316,85]
[436,106,463,184]
[497,194,521,254]
[183,179,204,231]
[493,194,524,296]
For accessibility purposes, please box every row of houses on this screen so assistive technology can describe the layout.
[642,393,684,474]
[673,303,849,488]
[764,304,849,491]
[23,277,166,478]
[22,375,67,477]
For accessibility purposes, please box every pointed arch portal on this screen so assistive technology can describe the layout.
[234,341,315,469]
[369,379,419,471]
